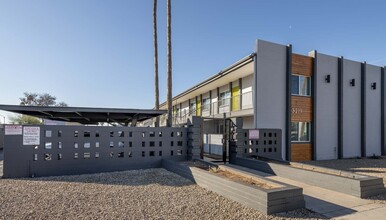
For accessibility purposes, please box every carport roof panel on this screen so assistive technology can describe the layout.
[0,104,166,124]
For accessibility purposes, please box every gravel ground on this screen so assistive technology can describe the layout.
[302,157,386,204]
[0,166,327,220]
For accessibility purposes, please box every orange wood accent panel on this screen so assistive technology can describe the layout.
[291,96,312,122]
[292,54,313,76]
[291,143,312,161]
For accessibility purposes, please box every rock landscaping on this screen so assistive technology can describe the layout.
[0,164,325,219]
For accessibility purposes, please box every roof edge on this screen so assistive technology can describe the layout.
[159,53,255,108]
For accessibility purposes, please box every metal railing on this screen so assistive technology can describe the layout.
[173,91,253,126]
[141,91,253,127]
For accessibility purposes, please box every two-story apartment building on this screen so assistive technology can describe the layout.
[158,39,385,162]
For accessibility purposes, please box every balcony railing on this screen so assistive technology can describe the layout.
[142,91,253,127]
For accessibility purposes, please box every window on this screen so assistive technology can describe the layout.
[291,122,311,142]
[219,91,230,106]
[174,106,180,118]
[292,75,311,96]
[189,101,196,116]
[202,98,210,111]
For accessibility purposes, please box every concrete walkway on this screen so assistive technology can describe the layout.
[222,164,386,219]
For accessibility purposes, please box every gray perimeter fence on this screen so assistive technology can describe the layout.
[230,118,282,162]
[0,126,4,150]
[2,116,283,178]
[3,124,193,178]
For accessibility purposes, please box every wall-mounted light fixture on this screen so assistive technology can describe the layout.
[371,82,377,90]
[350,79,356,87]
[325,74,331,83]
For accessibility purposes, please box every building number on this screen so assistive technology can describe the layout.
[291,107,303,114]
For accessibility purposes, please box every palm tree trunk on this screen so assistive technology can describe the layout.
[153,0,160,127]
[166,0,172,127]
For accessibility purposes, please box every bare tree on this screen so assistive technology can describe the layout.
[19,92,67,107]
[13,92,68,124]
[153,0,160,127]
[166,0,172,127]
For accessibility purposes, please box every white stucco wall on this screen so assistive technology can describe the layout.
[254,40,287,160]
[316,53,338,160]
[365,64,382,156]
[342,59,362,158]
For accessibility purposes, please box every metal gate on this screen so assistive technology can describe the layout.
[201,117,236,163]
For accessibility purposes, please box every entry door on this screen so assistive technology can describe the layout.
[232,86,240,111]
[196,99,201,116]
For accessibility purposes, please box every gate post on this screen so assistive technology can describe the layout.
[230,117,246,163]
[188,116,203,160]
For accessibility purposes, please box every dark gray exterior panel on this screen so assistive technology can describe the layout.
[361,62,366,157]
[286,45,292,161]
[338,57,344,159]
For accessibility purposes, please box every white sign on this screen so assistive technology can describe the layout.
[5,125,23,135]
[249,129,260,140]
[23,127,40,145]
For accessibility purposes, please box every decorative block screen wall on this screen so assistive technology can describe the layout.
[3,125,189,178]
[234,129,282,160]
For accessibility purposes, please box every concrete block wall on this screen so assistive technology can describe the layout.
[0,126,3,150]
[233,157,385,198]
[187,116,203,160]
[162,159,305,214]
[3,125,189,178]
[233,117,282,160]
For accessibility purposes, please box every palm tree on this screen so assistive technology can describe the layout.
[166,0,172,127]
[153,0,160,127]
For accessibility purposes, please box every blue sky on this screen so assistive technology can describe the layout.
[1,0,386,121]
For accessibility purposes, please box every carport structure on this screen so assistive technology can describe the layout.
[0,104,166,126]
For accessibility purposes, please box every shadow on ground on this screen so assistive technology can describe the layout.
[1,167,195,187]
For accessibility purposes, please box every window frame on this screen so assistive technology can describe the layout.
[201,97,210,111]
[291,74,311,97]
[219,91,231,107]
[189,101,196,116]
[291,121,311,143]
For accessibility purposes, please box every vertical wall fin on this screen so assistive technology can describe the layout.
[312,51,318,160]
[200,94,203,116]
[253,49,258,128]
[338,56,344,159]
[209,90,212,115]
[361,62,367,157]
[217,87,220,115]
[229,82,233,112]
[285,44,292,161]
[382,67,385,155]
[239,78,243,110]
[179,103,182,121]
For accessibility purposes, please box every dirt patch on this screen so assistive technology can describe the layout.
[210,169,277,189]
[183,161,278,189]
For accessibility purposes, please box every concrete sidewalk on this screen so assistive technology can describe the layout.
[222,164,386,219]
